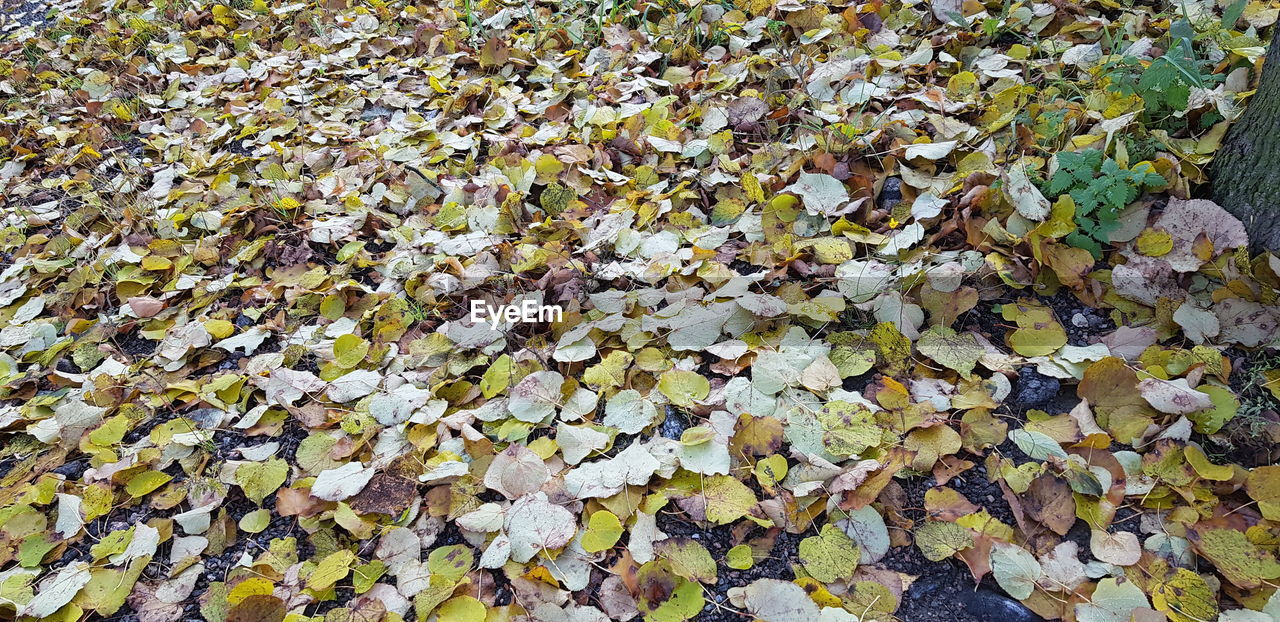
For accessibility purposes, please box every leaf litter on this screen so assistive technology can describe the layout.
[0,0,1279,620]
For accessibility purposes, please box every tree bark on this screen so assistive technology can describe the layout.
[1211,26,1280,252]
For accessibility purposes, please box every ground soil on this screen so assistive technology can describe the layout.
[1202,347,1280,468]
[960,289,1115,349]
[655,509,802,621]
[879,462,1045,622]
[0,0,61,35]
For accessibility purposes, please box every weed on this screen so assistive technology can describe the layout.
[406,298,439,324]
[1098,18,1223,129]
[1041,148,1166,259]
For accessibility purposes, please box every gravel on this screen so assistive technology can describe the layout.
[1,0,53,33]
[2,0,84,37]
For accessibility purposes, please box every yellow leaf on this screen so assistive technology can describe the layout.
[480,354,513,398]
[204,319,234,339]
[307,550,357,591]
[436,596,486,621]
[582,511,623,553]
[333,333,369,369]
[111,102,133,121]
[1184,445,1233,481]
[754,455,788,490]
[1002,300,1067,357]
[915,520,973,561]
[1247,466,1280,521]
[1190,527,1280,589]
[799,524,860,582]
[657,370,709,408]
[808,237,853,264]
[140,256,172,271]
[726,545,754,570]
[228,577,274,605]
[125,470,172,498]
[1150,568,1218,622]
[1136,228,1174,256]
[742,171,765,204]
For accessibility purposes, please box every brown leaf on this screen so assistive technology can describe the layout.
[276,486,330,517]
[228,595,286,622]
[932,455,975,485]
[957,533,995,583]
[1023,475,1076,536]
[922,283,979,329]
[730,414,784,458]
[347,474,417,515]
[126,296,165,318]
[924,487,980,521]
[842,447,915,511]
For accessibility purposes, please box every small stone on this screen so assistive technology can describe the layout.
[51,460,85,478]
[878,177,903,210]
[659,406,689,440]
[1013,367,1061,407]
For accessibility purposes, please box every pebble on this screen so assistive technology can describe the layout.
[659,405,690,439]
[958,589,1046,622]
[878,177,903,210]
[1013,367,1061,407]
[50,460,85,478]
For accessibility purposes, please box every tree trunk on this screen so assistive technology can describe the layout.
[1211,26,1280,252]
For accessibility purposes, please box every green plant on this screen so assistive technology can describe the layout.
[977,0,1027,43]
[1099,20,1223,127]
[1120,133,1161,163]
[513,0,644,49]
[1016,107,1070,152]
[406,298,439,324]
[1042,149,1166,259]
